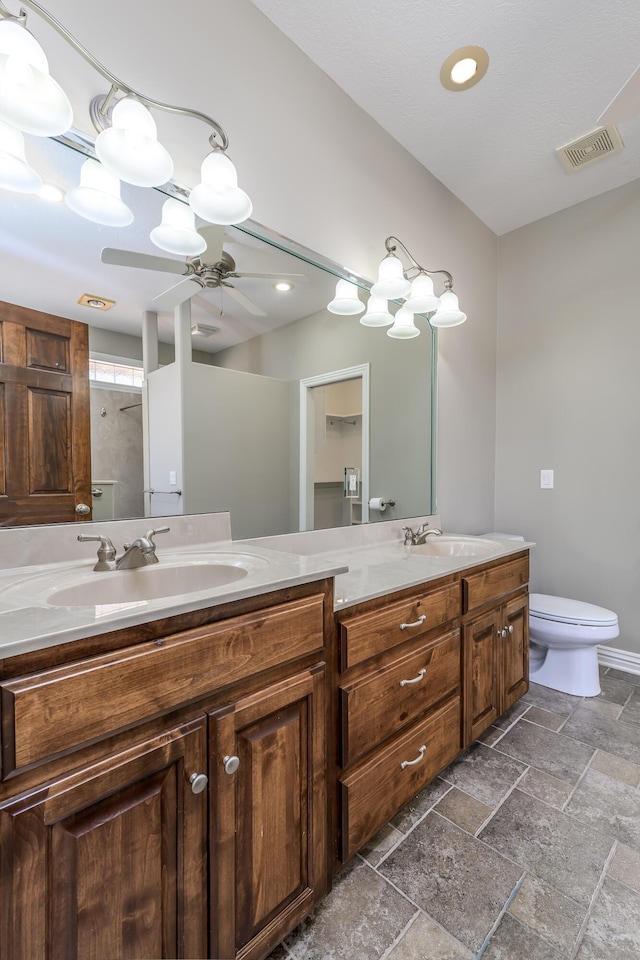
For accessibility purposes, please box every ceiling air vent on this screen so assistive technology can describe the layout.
[190,323,220,338]
[556,126,623,172]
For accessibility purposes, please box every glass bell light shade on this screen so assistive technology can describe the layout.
[188,151,253,225]
[429,289,467,327]
[65,158,133,227]
[0,118,41,192]
[95,96,174,187]
[0,20,72,136]
[370,254,411,300]
[150,198,207,256]
[404,273,440,314]
[327,279,365,315]
[387,305,420,339]
[360,295,393,327]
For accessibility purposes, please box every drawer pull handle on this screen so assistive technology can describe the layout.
[399,668,427,687]
[223,755,240,775]
[189,772,208,794]
[400,614,426,630]
[400,745,427,770]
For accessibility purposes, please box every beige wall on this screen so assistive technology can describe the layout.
[496,178,640,655]
[90,387,144,519]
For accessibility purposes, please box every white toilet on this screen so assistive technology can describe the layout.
[484,534,619,698]
[529,594,619,697]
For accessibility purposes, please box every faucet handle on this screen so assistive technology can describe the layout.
[145,526,170,546]
[77,534,117,571]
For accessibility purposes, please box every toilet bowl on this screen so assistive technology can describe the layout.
[529,593,619,697]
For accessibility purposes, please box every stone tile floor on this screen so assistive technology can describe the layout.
[268,666,640,960]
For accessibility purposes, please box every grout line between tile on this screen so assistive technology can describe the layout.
[474,870,527,960]
[561,748,598,811]
[569,840,619,960]
[378,909,421,960]
[372,784,455,868]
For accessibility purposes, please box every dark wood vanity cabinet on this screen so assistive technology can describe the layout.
[0,581,334,960]
[462,556,529,744]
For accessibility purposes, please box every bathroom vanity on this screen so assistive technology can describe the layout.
[0,517,531,960]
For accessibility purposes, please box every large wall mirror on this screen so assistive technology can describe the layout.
[0,133,436,539]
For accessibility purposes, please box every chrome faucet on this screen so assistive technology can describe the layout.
[402,522,443,546]
[115,527,170,569]
[77,534,117,571]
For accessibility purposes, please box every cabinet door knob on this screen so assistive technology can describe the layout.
[399,668,427,687]
[400,614,426,631]
[189,772,208,794]
[223,755,240,775]
[400,744,427,770]
[507,624,514,634]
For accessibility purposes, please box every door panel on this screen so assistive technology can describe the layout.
[210,665,327,960]
[0,301,91,524]
[0,718,208,960]
[463,609,500,743]
[502,593,529,710]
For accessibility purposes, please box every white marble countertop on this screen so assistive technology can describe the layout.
[0,512,533,658]
[0,535,346,659]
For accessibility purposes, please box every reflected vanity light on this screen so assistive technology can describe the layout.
[273,281,294,292]
[0,0,252,227]
[327,236,467,338]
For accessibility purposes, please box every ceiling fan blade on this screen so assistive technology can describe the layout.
[225,285,267,316]
[197,224,225,263]
[235,271,309,282]
[598,63,640,126]
[101,248,189,275]
[153,277,203,311]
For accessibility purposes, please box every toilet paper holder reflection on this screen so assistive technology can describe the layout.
[368,497,395,511]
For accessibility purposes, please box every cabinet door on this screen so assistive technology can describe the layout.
[463,608,501,744]
[210,664,327,960]
[501,592,529,712]
[0,718,208,960]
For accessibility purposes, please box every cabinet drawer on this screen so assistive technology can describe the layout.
[1,594,324,775]
[340,695,461,861]
[339,583,460,670]
[463,556,528,613]
[341,629,460,766]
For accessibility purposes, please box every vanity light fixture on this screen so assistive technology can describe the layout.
[0,0,253,231]
[37,182,64,202]
[327,236,467,337]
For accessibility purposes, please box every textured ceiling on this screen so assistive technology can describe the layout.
[249,0,640,235]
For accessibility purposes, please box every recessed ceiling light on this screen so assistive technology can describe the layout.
[38,183,64,202]
[440,45,489,92]
[273,281,293,292]
[78,293,115,310]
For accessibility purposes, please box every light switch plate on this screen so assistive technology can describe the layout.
[540,469,554,489]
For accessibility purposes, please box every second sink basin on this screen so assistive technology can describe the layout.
[411,536,500,558]
[47,560,250,607]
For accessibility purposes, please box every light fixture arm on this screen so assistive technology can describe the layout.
[385,235,454,290]
[0,0,229,149]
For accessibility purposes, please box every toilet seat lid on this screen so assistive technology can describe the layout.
[530,593,618,627]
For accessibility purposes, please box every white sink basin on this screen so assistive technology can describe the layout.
[47,561,250,606]
[411,536,500,558]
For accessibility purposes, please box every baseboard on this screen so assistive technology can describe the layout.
[598,645,640,677]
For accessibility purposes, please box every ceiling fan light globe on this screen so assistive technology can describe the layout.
[189,183,252,225]
[150,198,207,255]
[65,158,133,227]
[95,97,173,187]
[0,21,73,136]
[0,118,41,192]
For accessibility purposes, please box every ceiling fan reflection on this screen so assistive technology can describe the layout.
[101,225,307,316]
